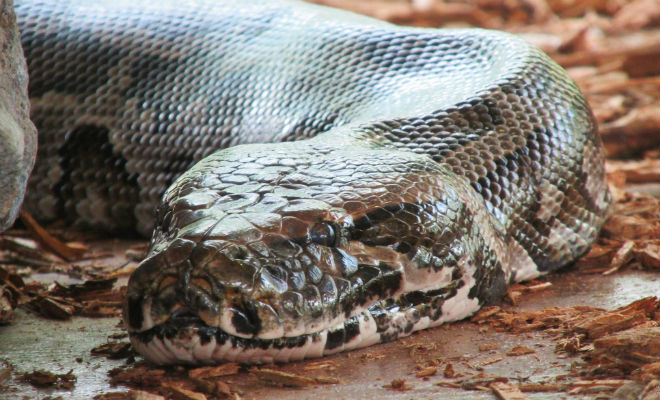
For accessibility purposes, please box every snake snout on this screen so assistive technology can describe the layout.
[124,237,290,341]
[123,243,225,333]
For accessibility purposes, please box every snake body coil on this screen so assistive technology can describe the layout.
[16,0,610,364]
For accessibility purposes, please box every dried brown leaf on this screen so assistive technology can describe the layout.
[188,363,240,379]
[479,343,500,351]
[19,211,89,260]
[252,368,316,388]
[91,342,133,359]
[23,369,76,389]
[506,345,536,356]
[385,378,411,391]
[415,366,437,377]
[490,381,530,400]
[164,383,208,400]
[634,241,660,269]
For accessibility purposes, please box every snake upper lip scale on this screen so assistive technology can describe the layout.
[14,0,611,364]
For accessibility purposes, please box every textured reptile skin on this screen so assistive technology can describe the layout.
[16,0,610,364]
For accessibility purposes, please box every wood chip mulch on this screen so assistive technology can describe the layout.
[469,296,660,397]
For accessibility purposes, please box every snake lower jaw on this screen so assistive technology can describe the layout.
[127,279,485,365]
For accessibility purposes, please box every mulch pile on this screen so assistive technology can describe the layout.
[468,296,659,398]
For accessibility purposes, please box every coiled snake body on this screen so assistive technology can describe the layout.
[16,0,610,364]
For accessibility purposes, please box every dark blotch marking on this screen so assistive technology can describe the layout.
[344,318,361,343]
[56,124,139,232]
[230,300,262,336]
[468,258,508,305]
[126,295,144,330]
[368,305,391,333]
[197,326,214,345]
[285,335,307,349]
[215,328,229,345]
[325,327,345,350]
[381,269,402,297]
[399,291,429,307]
[352,264,381,283]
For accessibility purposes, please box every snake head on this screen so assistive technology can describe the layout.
[123,136,511,363]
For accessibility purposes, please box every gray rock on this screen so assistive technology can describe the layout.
[0,0,37,231]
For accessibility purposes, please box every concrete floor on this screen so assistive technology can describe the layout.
[1,245,657,399]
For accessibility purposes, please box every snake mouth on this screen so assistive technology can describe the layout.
[127,276,483,365]
[127,310,379,365]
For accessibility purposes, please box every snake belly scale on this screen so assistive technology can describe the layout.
[15,0,610,364]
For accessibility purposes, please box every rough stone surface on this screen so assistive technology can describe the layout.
[0,0,36,231]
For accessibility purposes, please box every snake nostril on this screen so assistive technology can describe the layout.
[226,245,248,261]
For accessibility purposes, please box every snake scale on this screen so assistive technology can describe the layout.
[15,0,610,364]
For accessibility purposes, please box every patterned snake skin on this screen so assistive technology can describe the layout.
[16,0,610,364]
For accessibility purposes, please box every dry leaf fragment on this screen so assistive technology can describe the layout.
[0,360,12,383]
[93,391,132,400]
[481,356,505,366]
[490,381,530,400]
[19,210,89,260]
[129,391,166,400]
[0,285,17,324]
[109,365,166,388]
[191,378,233,398]
[592,325,660,369]
[91,342,133,359]
[443,362,456,378]
[639,380,660,400]
[252,368,316,387]
[415,366,437,377]
[604,240,636,274]
[507,346,536,356]
[315,376,341,384]
[29,295,75,320]
[606,158,660,184]
[602,214,659,240]
[600,103,660,158]
[188,363,240,379]
[556,335,583,353]
[470,306,501,322]
[517,382,566,392]
[23,369,76,389]
[634,241,660,269]
[571,379,630,388]
[479,343,500,351]
[303,361,336,371]
[633,362,660,382]
[385,378,411,391]
[80,300,121,318]
[612,0,660,30]
[575,312,648,339]
[165,383,208,400]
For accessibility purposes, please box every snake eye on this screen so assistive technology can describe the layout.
[309,222,337,247]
